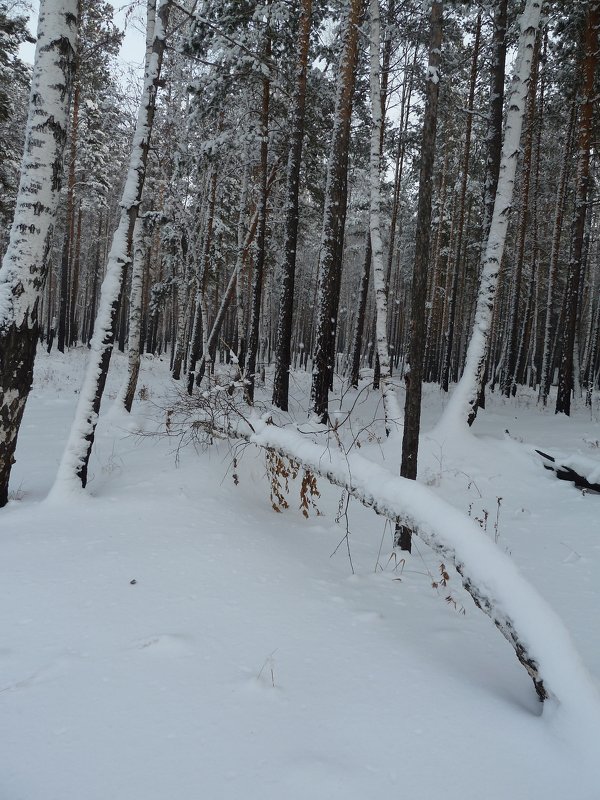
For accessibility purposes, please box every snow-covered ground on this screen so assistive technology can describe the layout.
[2,349,599,799]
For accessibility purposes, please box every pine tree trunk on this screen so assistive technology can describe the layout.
[244,26,271,405]
[538,101,575,404]
[272,0,312,411]
[0,0,77,507]
[310,0,364,422]
[118,218,145,411]
[555,1,599,416]
[397,0,442,551]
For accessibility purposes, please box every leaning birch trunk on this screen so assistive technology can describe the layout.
[117,218,146,412]
[368,0,400,431]
[53,0,171,491]
[0,0,77,508]
[117,1,160,411]
[193,404,600,716]
[439,0,543,430]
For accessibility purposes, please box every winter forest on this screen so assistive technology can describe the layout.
[1,0,600,797]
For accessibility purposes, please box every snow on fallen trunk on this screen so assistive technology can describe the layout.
[217,414,599,720]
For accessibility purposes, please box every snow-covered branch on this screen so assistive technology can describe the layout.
[183,395,600,720]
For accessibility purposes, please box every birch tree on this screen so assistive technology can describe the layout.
[0,0,77,507]
[54,0,171,491]
[272,0,312,412]
[439,0,544,429]
[368,0,400,431]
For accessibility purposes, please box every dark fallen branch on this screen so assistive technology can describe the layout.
[536,450,600,493]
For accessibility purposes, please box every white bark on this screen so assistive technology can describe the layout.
[439,0,543,429]
[0,0,77,506]
[368,0,400,431]
[0,0,78,331]
[116,218,145,411]
[53,0,170,492]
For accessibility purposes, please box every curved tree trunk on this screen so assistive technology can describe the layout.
[54,0,171,491]
[439,0,543,430]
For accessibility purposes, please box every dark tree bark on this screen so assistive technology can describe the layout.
[244,23,271,405]
[441,11,480,394]
[310,0,364,422]
[272,0,312,411]
[349,237,371,388]
[556,1,599,416]
[502,35,540,397]
[397,0,443,552]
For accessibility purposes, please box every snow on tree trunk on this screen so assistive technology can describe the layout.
[555,1,599,417]
[368,0,400,431]
[439,0,543,430]
[0,0,78,507]
[53,0,171,492]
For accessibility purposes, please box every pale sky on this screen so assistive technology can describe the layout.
[20,1,146,71]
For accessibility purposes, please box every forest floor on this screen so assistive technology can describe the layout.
[1,348,600,800]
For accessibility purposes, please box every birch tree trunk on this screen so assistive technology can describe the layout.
[368,0,400,430]
[54,0,171,491]
[502,36,540,397]
[117,218,145,411]
[439,0,543,430]
[0,0,77,507]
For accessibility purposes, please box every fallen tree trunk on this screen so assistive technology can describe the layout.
[536,450,600,493]
[186,400,600,716]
